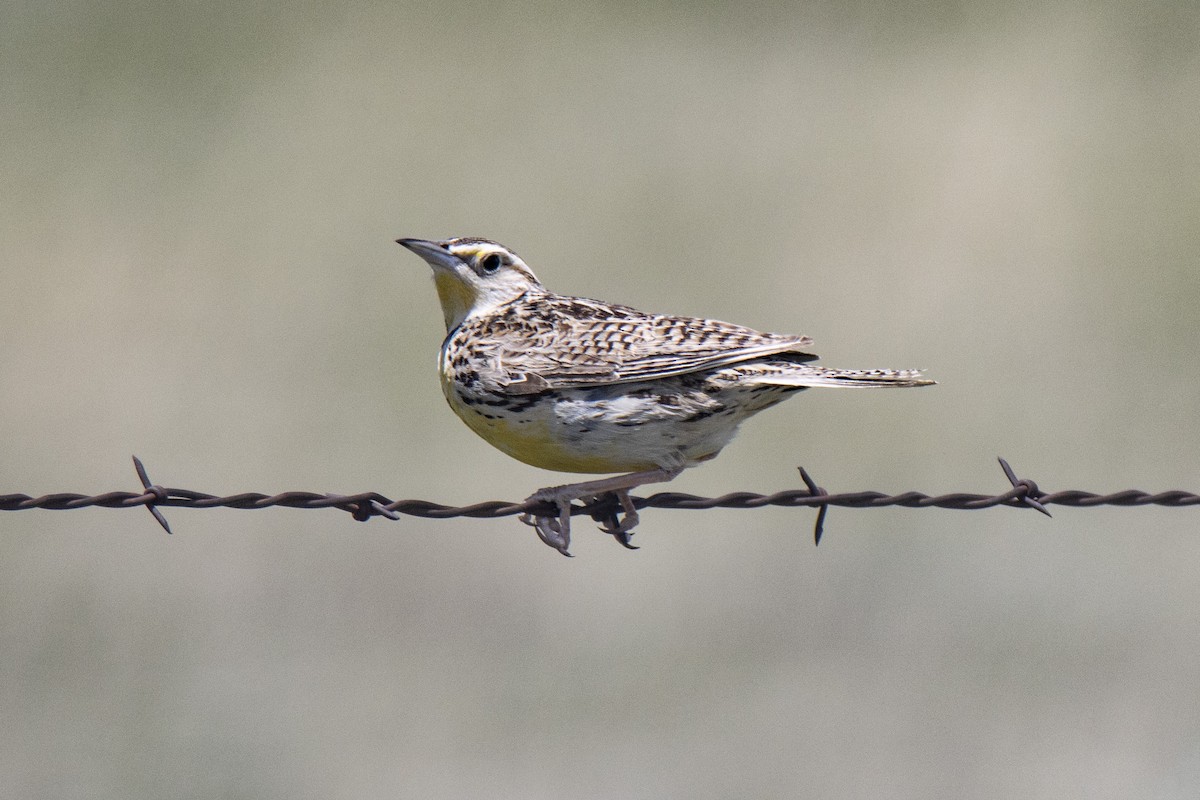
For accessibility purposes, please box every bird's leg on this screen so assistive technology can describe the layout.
[520,467,682,554]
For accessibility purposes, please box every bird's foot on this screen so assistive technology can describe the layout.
[589,490,641,549]
[519,487,577,556]
[519,487,642,554]
[520,468,682,555]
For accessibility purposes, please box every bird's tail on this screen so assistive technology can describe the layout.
[745,365,935,389]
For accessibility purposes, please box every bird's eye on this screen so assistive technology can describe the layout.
[479,253,502,274]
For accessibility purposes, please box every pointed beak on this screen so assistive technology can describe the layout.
[395,238,463,270]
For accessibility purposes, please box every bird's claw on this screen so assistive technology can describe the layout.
[520,496,574,556]
[589,491,641,549]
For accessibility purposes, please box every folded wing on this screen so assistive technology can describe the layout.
[490,295,817,393]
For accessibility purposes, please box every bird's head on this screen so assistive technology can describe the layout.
[397,237,542,331]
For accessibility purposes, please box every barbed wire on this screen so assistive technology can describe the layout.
[1,457,1197,547]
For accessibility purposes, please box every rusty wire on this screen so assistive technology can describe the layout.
[1,457,1197,545]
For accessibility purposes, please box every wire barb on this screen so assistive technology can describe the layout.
[798,466,829,545]
[997,457,1052,517]
[132,455,172,534]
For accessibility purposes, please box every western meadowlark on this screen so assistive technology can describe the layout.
[398,236,932,555]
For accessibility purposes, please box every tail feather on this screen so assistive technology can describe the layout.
[744,365,934,389]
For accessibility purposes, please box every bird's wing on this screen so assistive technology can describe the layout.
[489,295,817,394]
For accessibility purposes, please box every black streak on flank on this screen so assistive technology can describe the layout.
[682,406,724,423]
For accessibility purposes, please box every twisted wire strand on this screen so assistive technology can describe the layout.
[0,458,1196,543]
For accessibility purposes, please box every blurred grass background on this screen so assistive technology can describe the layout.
[2,0,1199,796]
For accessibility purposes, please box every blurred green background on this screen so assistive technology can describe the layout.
[2,0,1199,796]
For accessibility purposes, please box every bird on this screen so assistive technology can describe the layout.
[397,236,933,555]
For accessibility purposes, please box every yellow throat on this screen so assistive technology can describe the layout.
[433,271,479,332]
